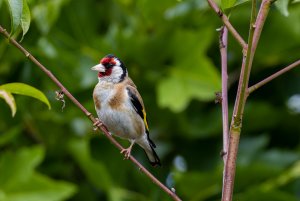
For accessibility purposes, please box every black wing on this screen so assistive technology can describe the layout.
[126,87,145,123]
[126,87,156,147]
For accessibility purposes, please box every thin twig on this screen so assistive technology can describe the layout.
[207,0,247,49]
[219,25,230,201]
[219,26,229,162]
[248,59,300,94]
[232,0,258,120]
[0,25,182,201]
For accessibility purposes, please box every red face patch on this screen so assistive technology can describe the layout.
[100,57,116,66]
[98,67,113,78]
[98,56,116,78]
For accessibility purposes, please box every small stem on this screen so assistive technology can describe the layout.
[207,0,247,49]
[0,25,182,201]
[219,25,230,201]
[233,0,257,120]
[248,59,300,94]
[219,26,229,162]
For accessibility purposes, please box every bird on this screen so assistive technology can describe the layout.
[91,54,161,167]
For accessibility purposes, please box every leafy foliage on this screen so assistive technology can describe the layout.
[0,89,16,116]
[0,83,51,116]
[275,0,291,16]
[0,0,300,201]
[4,0,30,37]
[0,146,76,201]
[157,28,221,112]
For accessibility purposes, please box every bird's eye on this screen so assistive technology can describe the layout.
[107,63,113,68]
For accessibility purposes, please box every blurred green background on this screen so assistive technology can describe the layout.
[1,0,300,200]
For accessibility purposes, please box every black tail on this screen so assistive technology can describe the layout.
[144,133,161,167]
[148,144,161,167]
[146,131,156,148]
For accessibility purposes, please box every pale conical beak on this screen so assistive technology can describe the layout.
[91,64,105,72]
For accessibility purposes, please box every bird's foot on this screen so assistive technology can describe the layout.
[93,118,103,130]
[120,141,135,159]
[120,148,132,159]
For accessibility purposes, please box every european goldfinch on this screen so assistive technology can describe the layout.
[91,54,161,167]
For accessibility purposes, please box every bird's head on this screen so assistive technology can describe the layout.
[91,54,127,83]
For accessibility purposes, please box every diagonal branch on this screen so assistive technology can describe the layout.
[0,25,182,201]
[248,59,300,94]
[207,0,247,49]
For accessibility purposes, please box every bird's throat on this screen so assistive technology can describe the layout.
[98,68,112,78]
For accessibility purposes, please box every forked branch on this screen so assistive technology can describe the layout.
[207,0,247,49]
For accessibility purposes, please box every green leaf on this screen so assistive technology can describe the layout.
[37,37,57,58]
[20,0,31,39]
[0,146,44,190]
[221,0,238,10]
[0,126,21,147]
[238,135,269,165]
[157,57,221,112]
[0,83,51,109]
[223,0,250,13]
[261,161,300,191]
[259,149,299,169]
[0,89,16,116]
[3,172,77,201]
[175,171,222,200]
[235,163,282,191]
[275,0,290,16]
[237,188,297,201]
[157,29,221,112]
[68,139,112,191]
[108,187,147,201]
[0,146,76,201]
[5,0,23,34]
[157,75,190,112]
[32,0,70,34]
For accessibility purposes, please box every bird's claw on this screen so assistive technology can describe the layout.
[93,118,103,130]
[120,148,131,159]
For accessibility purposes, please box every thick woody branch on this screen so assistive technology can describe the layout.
[222,0,275,201]
[248,59,300,94]
[0,25,182,201]
[207,0,247,49]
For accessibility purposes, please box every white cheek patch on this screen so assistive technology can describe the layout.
[109,66,123,83]
[99,66,124,83]
[112,66,123,76]
[114,59,121,66]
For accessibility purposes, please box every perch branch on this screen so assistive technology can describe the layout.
[207,0,247,49]
[0,25,182,201]
[248,59,300,94]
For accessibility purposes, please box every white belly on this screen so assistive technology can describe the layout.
[94,83,144,140]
